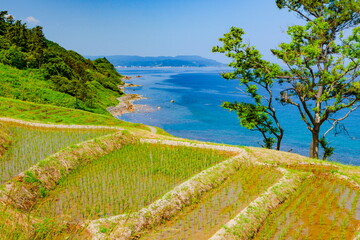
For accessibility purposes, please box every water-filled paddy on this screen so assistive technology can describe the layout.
[0,124,112,184]
[34,143,236,221]
[141,164,282,240]
[253,175,360,240]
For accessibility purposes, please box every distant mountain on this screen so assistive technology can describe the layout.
[86,55,225,67]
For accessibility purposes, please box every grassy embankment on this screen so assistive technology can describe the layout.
[0,98,359,240]
[0,97,173,136]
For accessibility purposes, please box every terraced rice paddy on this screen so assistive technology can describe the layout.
[253,175,360,240]
[141,164,282,240]
[0,124,113,183]
[34,143,237,220]
[1,118,360,240]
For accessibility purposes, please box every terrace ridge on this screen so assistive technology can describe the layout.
[0,118,359,239]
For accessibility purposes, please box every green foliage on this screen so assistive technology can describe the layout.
[0,46,26,69]
[214,1,360,158]
[319,137,334,160]
[213,27,284,150]
[273,1,360,159]
[0,63,80,109]
[33,218,65,240]
[39,186,49,198]
[24,171,40,183]
[99,226,110,233]
[0,10,124,114]
[222,102,277,149]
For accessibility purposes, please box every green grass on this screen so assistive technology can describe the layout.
[0,207,30,240]
[0,202,91,240]
[0,63,79,109]
[0,63,123,115]
[142,164,282,240]
[1,71,359,240]
[0,97,150,130]
[0,124,114,184]
[253,175,360,240]
[33,143,237,220]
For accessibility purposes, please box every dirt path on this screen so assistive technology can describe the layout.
[147,126,157,134]
[0,117,124,131]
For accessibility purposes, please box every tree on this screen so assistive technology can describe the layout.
[0,11,8,35]
[0,46,26,69]
[274,0,360,159]
[213,27,284,150]
[5,20,28,51]
[214,0,360,159]
[27,26,47,68]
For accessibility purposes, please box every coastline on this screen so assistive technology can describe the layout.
[107,76,154,117]
[118,83,142,92]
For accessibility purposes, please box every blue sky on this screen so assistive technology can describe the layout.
[2,0,304,63]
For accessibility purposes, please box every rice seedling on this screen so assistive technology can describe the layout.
[0,123,12,157]
[141,164,282,240]
[1,118,359,239]
[33,143,237,221]
[253,175,360,240]
[0,124,113,184]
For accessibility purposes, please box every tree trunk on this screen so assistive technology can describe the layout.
[310,128,320,159]
[276,128,284,151]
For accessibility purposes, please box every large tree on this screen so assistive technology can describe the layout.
[213,28,285,150]
[214,0,360,159]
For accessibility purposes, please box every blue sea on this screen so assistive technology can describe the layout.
[117,67,360,166]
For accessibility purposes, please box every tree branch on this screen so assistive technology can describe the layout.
[323,105,360,137]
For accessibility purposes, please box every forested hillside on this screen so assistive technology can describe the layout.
[0,11,124,114]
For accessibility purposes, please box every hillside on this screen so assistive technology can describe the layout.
[87,55,225,67]
[0,11,124,114]
[0,104,359,239]
[0,9,359,240]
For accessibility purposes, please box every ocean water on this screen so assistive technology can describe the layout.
[117,67,360,166]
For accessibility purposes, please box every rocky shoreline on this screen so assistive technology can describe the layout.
[118,83,142,92]
[107,76,154,116]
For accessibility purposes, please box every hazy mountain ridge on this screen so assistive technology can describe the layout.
[86,55,225,67]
